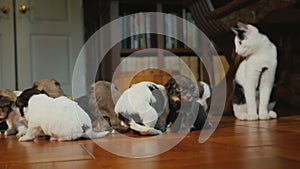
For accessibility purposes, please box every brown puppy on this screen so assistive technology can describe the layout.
[77,81,129,133]
[32,79,65,98]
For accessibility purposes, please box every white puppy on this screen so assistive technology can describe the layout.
[16,88,108,141]
[114,81,168,135]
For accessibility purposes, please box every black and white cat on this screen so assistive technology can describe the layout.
[232,22,277,120]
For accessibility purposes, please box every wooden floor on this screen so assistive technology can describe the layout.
[1,116,300,169]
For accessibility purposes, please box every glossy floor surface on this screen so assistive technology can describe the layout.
[0,116,300,169]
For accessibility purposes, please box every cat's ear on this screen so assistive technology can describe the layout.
[231,27,239,35]
[232,22,248,34]
[245,24,259,35]
[237,22,248,31]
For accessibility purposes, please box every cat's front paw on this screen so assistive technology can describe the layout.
[247,114,259,120]
[234,112,247,120]
[18,135,34,142]
[259,113,270,120]
[269,111,277,119]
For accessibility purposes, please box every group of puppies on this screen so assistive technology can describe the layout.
[0,79,65,137]
[0,75,212,141]
[77,75,212,136]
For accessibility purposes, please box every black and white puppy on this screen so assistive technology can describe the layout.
[164,75,212,132]
[15,88,108,141]
[114,81,169,135]
[15,88,48,117]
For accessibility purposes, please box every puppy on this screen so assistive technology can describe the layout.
[32,79,65,98]
[114,81,169,135]
[15,88,108,141]
[15,88,47,117]
[0,89,16,123]
[0,79,66,136]
[164,75,212,132]
[197,81,212,111]
[77,81,129,133]
[0,89,26,136]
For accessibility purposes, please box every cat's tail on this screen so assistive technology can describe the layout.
[83,129,109,139]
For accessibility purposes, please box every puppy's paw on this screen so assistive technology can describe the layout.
[4,128,18,135]
[18,135,33,142]
[247,114,259,120]
[50,137,58,141]
[140,128,162,136]
[16,127,27,138]
[16,132,26,138]
[95,131,109,138]
[153,129,163,135]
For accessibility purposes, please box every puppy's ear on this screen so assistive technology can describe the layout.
[198,83,204,98]
[40,90,49,96]
[0,96,13,107]
[15,97,27,108]
[148,84,159,91]
[32,83,38,88]
[164,78,175,91]
[51,79,61,87]
[17,88,43,106]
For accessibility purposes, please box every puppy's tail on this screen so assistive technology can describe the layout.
[83,129,109,139]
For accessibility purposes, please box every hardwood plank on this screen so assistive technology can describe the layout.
[0,116,300,169]
[250,144,300,161]
[0,136,93,164]
[0,160,103,169]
